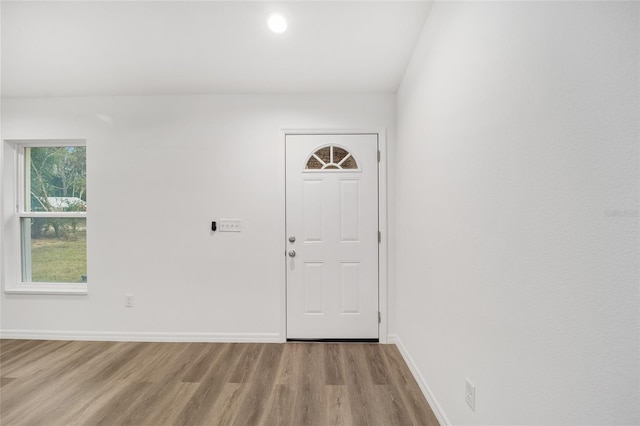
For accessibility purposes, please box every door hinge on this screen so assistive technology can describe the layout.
[377,150,381,162]
[378,231,381,243]
[378,312,381,323]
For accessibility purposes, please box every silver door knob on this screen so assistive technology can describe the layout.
[289,236,296,243]
[288,250,296,257]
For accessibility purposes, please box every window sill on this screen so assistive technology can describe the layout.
[4,283,87,295]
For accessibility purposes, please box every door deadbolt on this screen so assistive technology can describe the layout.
[289,236,296,243]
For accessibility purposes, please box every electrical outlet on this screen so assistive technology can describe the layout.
[218,219,242,232]
[465,378,476,412]
[125,294,134,308]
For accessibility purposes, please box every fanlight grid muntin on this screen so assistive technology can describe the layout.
[305,146,358,170]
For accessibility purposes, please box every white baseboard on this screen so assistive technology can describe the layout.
[0,329,282,343]
[387,333,451,426]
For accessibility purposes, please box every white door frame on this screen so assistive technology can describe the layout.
[280,128,389,344]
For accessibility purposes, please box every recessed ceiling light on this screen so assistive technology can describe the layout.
[268,14,287,34]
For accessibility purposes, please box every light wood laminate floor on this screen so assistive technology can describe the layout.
[0,340,439,426]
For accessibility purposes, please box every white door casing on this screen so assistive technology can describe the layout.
[285,134,379,339]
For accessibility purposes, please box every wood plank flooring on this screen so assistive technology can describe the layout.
[0,340,439,426]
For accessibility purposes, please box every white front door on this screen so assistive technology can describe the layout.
[286,134,379,339]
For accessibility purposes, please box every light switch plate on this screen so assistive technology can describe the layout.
[219,219,241,232]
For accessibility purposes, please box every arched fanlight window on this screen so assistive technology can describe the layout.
[305,146,358,170]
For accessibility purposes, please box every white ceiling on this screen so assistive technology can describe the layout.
[1,1,432,97]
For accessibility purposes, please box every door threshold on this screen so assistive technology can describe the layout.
[286,338,379,343]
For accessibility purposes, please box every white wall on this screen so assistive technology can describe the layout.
[395,1,639,425]
[0,94,395,340]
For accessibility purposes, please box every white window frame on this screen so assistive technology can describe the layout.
[2,139,87,295]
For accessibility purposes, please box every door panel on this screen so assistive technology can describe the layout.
[304,262,324,314]
[340,262,360,314]
[286,134,378,339]
[340,179,360,242]
[303,180,324,242]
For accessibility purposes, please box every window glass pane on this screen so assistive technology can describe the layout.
[315,147,331,164]
[306,156,323,170]
[304,145,359,171]
[341,156,358,169]
[25,146,87,212]
[21,218,87,283]
[333,147,349,164]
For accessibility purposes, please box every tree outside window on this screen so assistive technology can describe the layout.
[22,145,87,283]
